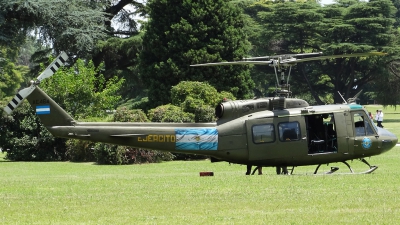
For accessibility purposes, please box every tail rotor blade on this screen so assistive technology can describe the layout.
[3,86,36,114]
[36,51,68,82]
[3,51,68,114]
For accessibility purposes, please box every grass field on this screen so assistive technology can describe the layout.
[1,105,399,224]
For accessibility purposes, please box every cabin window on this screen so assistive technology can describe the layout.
[252,124,275,144]
[353,112,375,136]
[278,121,300,142]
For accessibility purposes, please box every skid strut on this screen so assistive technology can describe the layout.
[313,158,378,174]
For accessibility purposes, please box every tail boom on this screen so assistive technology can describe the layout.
[26,87,219,154]
[47,123,218,154]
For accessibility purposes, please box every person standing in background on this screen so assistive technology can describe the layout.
[376,110,384,128]
[368,112,373,120]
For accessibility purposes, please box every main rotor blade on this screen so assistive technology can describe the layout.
[243,52,323,60]
[190,60,273,67]
[282,52,386,64]
[36,51,68,82]
[3,86,36,114]
[190,52,386,67]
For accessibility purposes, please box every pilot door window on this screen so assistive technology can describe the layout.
[252,124,275,144]
[353,112,375,136]
[278,122,300,142]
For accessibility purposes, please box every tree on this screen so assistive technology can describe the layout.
[0,47,24,99]
[42,59,124,119]
[253,0,398,104]
[89,1,148,104]
[140,0,254,108]
[0,0,108,57]
[170,81,235,122]
[101,0,146,36]
[239,1,277,97]
[320,0,397,103]
[2,103,67,161]
[92,34,145,101]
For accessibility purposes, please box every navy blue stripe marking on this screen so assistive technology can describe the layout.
[59,56,66,63]
[55,61,61,68]
[7,103,14,110]
[16,93,23,100]
[50,67,56,73]
[12,98,18,105]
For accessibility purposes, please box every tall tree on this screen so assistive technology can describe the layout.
[320,0,397,103]
[101,0,146,36]
[140,0,254,107]
[0,0,108,57]
[254,0,398,104]
[93,35,145,100]
[0,47,24,99]
[90,1,148,103]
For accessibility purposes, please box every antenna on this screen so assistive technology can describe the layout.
[337,91,347,104]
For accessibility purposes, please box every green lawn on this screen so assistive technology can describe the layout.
[0,105,399,224]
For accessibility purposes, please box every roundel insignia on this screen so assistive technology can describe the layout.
[361,137,372,149]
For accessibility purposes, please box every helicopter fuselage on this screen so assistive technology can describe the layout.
[28,88,398,168]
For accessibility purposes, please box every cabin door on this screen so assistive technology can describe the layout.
[246,116,307,161]
[334,112,352,155]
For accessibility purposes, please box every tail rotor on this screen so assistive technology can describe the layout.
[3,51,68,114]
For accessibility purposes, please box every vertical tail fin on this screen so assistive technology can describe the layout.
[26,87,75,127]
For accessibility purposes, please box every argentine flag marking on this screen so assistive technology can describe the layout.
[175,128,218,150]
[36,105,50,115]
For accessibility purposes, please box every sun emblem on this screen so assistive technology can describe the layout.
[194,136,201,142]
[361,137,372,149]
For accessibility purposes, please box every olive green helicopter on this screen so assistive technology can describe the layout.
[3,51,398,175]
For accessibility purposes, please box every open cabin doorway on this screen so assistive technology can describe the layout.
[305,113,338,154]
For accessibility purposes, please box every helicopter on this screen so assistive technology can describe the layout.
[3,51,398,175]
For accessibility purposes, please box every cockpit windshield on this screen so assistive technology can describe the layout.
[353,112,376,136]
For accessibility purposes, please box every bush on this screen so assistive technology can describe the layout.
[148,104,195,122]
[171,81,235,122]
[93,107,174,165]
[2,103,67,161]
[125,147,174,163]
[93,144,174,165]
[113,107,149,122]
[181,97,216,122]
[66,139,95,162]
[93,143,126,165]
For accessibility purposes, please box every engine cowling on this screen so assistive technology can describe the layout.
[215,97,309,123]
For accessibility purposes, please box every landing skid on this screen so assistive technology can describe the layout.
[313,158,378,175]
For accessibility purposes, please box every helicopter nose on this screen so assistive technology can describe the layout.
[377,127,398,153]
